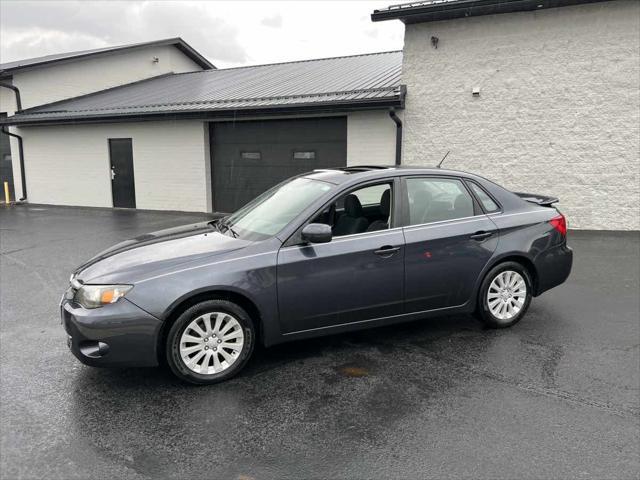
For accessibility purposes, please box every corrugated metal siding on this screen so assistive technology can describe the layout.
[8,51,403,123]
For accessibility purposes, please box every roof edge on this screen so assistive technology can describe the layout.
[0,37,214,75]
[209,49,403,73]
[0,94,406,127]
[371,0,615,23]
[22,85,402,117]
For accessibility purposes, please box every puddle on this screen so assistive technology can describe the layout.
[337,366,369,377]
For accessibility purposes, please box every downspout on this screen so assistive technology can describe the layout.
[388,108,403,166]
[0,81,26,201]
[0,81,23,111]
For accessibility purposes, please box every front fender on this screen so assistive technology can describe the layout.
[126,240,282,345]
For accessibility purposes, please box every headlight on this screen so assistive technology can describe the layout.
[74,284,133,309]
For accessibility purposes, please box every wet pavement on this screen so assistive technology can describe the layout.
[1,205,638,479]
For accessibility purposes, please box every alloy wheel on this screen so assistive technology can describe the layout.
[179,312,245,375]
[487,270,527,321]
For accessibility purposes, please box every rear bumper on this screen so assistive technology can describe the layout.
[533,243,573,296]
[60,297,161,367]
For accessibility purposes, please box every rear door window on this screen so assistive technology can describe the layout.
[406,177,475,225]
[468,182,500,213]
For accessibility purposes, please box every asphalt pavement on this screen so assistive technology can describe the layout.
[1,205,638,479]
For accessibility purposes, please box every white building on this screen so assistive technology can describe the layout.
[3,0,638,230]
[372,0,640,230]
[0,38,215,201]
[0,39,401,213]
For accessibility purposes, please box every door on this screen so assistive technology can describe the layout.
[109,138,136,208]
[211,117,347,212]
[277,181,404,334]
[402,176,498,312]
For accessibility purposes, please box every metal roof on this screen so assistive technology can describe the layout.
[0,38,215,75]
[2,50,404,126]
[372,0,613,23]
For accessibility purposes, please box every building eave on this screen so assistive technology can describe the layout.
[0,37,214,76]
[371,0,615,24]
[0,94,406,127]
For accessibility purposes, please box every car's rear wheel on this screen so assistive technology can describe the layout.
[166,300,255,384]
[477,261,532,328]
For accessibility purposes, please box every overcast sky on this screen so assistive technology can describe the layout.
[0,1,404,68]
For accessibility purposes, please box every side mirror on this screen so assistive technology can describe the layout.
[301,223,332,244]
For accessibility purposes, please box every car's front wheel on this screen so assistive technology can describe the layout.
[166,300,255,384]
[477,261,532,328]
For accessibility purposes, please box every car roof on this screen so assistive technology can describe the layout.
[302,165,476,185]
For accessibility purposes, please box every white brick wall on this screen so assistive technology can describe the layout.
[11,112,398,212]
[17,121,210,212]
[347,110,399,166]
[401,0,640,230]
[2,45,205,201]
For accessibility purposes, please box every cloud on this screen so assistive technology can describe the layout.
[364,27,379,39]
[260,14,283,29]
[0,1,248,65]
[0,29,109,62]
[0,1,404,69]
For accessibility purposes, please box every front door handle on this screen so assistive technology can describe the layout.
[470,231,493,241]
[374,245,401,257]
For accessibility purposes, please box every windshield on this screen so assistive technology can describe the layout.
[219,177,333,241]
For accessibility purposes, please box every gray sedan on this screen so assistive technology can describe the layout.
[61,166,573,384]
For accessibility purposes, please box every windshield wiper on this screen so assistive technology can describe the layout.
[217,219,239,238]
[224,225,240,238]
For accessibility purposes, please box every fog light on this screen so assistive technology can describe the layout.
[79,341,110,358]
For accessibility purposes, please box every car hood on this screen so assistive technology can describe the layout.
[74,222,249,284]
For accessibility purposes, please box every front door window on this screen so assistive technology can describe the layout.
[311,182,393,236]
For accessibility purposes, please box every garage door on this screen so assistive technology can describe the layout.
[210,117,347,212]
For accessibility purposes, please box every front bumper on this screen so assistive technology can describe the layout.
[61,297,162,367]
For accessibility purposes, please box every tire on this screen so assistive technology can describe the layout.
[166,299,255,385]
[477,261,532,328]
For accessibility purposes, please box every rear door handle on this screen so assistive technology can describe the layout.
[470,231,493,241]
[374,245,401,257]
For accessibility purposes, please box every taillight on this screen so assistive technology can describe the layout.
[550,214,567,236]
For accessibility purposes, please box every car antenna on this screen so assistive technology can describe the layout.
[436,150,450,169]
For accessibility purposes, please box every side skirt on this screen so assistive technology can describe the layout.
[271,302,475,345]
